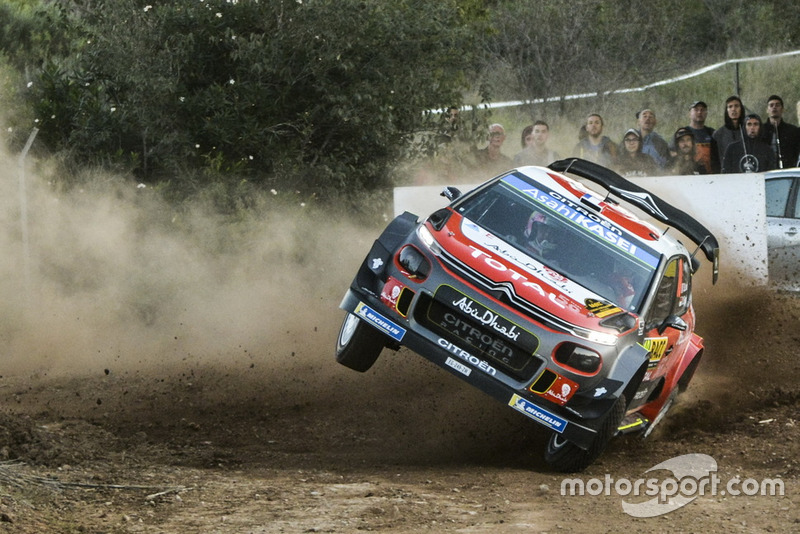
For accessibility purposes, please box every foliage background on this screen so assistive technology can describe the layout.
[2,0,800,208]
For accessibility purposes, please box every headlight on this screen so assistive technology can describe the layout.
[417,225,441,254]
[573,327,619,346]
[397,245,431,281]
[554,342,602,374]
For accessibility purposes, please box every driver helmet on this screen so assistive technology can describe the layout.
[524,211,556,253]
[524,210,547,239]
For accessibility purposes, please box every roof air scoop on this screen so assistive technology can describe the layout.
[612,189,667,221]
[579,193,603,212]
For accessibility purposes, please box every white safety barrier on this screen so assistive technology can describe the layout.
[393,172,768,285]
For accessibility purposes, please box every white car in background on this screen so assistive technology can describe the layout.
[765,168,800,290]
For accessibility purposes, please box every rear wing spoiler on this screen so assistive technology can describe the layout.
[549,158,720,284]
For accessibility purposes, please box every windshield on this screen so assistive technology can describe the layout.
[453,172,660,312]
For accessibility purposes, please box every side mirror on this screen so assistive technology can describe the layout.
[440,186,462,202]
[657,315,687,335]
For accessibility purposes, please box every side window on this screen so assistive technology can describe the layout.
[646,258,688,325]
[674,258,692,316]
[765,178,792,217]
[792,178,800,219]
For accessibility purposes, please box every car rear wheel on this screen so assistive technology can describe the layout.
[335,312,387,372]
[543,394,627,473]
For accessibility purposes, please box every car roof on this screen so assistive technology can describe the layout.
[765,167,800,179]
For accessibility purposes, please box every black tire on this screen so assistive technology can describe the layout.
[677,353,702,392]
[543,394,627,473]
[335,312,387,372]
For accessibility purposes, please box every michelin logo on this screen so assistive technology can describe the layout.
[508,394,567,433]
[355,302,406,341]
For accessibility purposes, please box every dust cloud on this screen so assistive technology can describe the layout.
[0,139,795,430]
[0,145,378,380]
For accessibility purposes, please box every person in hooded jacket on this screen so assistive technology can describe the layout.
[614,128,658,177]
[721,113,775,173]
[713,96,746,171]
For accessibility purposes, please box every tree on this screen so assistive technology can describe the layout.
[15,0,489,198]
[484,1,722,111]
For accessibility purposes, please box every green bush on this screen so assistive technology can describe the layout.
[9,0,489,202]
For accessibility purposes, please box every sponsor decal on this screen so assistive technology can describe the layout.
[445,356,472,376]
[643,337,669,368]
[428,285,539,371]
[502,174,659,269]
[594,386,608,398]
[451,296,521,341]
[461,220,586,304]
[508,393,568,432]
[370,257,384,270]
[437,338,497,376]
[544,265,568,283]
[585,298,623,318]
[532,373,579,406]
[380,277,411,317]
[354,302,406,342]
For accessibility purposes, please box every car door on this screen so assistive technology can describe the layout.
[765,174,800,289]
[640,257,693,383]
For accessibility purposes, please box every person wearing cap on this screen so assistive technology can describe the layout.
[712,96,746,171]
[686,101,719,173]
[668,127,706,175]
[721,113,775,173]
[759,95,800,169]
[635,109,670,169]
[614,128,657,178]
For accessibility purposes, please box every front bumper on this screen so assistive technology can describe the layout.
[340,287,621,450]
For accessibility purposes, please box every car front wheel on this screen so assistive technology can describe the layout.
[543,394,627,473]
[335,312,387,372]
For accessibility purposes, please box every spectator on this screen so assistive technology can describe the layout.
[635,109,670,168]
[759,95,800,169]
[573,114,617,167]
[685,101,719,173]
[712,96,746,170]
[474,123,512,173]
[614,129,657,178]
[513,124,535,164]
[668,127,706,175]
[438,106,461,142]
[722,114,775,173]
[513,120,561,166]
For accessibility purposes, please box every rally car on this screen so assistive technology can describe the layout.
[336,158,719,472]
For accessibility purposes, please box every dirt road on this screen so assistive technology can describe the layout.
[0,282,796,533]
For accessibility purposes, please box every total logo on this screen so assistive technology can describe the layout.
[466,245,577,311]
